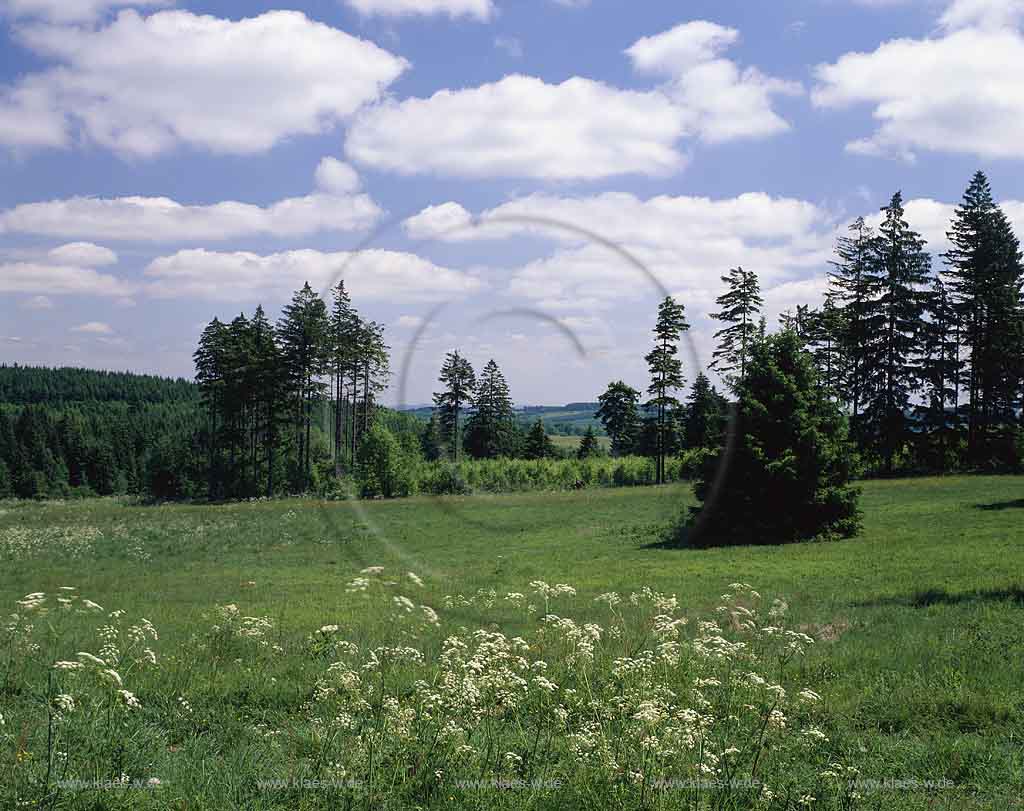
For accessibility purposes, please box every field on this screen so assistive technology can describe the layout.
[1,476,1022,809]
[548,433,612,453]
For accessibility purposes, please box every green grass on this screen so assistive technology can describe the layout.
[1,476,1022,809]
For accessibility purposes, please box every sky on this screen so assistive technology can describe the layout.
[2,0,1024,406]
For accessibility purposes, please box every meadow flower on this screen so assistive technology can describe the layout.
[53,661,83,671]
[799,688,822,703]
[393,596,415,613]
[81,600,103,612]
[53,694,75,714]
[319,625,340,635]
[407,572,424,587]
[76,652,106,667]
[100,668,123,687]
[360,566,385,575]
[118,690,141,710]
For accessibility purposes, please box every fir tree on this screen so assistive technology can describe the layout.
[683,372,727,451]
[685,330,861,547]
[523,418,558,460]
[432,351,476,462]
[464,359,517,459]
[645,296,690,484]
[577,425,601,460]
[710,267,763,392]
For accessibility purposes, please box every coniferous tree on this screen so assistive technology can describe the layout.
[523,418,557,460]
[595,381,641,456]
[943,171,1024,466]
[277,282,329,491]
[863,192,931,475]
[577,425,601,460]
[828,217,880,438]
[683,372,727,451]
[917,276,962,471]
[464,359,517,459]
[710,267,763,392]
[645,296,690,484]
[685,330,861,547]
[805,292,847,397]
[433,351,476,462]
[421,412,445,462]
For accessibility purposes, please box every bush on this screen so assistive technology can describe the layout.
[356,424,416,498]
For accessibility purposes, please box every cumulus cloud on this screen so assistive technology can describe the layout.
[144,248,483,302]
[347,75,688,180]
[405,191,833,314]
[315,158,361,194]
[403,202,474,239]
[344,0,493,19]
[0,166,382,241]
[0,0,170,23]
[48,242,117,266]
[862,196,1024,252]
[626,21,803,143]
[813,17,1024,160]
[940,0,1024,30]
[0,10,407,155]
[72,321,114,334]
[0,262,136,296]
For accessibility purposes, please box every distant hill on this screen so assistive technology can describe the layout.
[0,364,197,406]
[400,402,605,436]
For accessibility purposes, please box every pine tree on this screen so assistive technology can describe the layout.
[645,296,690,484]
[710,267,763,392]
[805,292,847,397]
[577,425,601,460]
[420,413,445,462]
[433,351,476,462]
[685,330,861,547]
[863,192,930,475]
[683,372,727,451]
[464,359,517,459]
[595,381,641,457]
[943,171,1024,466]
[328,281,361,475]
[523,418,557,460]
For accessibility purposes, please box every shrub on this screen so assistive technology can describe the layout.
[356,424,416,498]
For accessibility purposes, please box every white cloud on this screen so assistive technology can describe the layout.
[403,202,474,239]
[0,167,382,241]
[0,10,407,156]
[863,196,1024,252]
[0,262,136,296]
[396,314,424,328]
[144,248,483,302]
[344,0,493,20]
[346,23,796,180]
[22,294,54,309]
[347,75,688,180]
[813,26,1024,160]
[72,321,114,334]
[0,0,170,23]
[48,242,117,267]
[315,158,361,194]
[940,0,1024,30]
[626,21,803,144]
[407,191,834,314]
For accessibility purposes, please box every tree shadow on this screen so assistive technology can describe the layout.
[854,586,1024,609]
[974,498,1024,511]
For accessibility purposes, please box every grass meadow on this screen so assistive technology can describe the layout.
[0,476,1022,809]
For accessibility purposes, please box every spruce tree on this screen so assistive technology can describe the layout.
[683,372,727,451]
[577,426,601,460]
[943,171,1024,466]
[432,351,476,462]
[645,296,690,485]
[685,330,861,547]
[917,276,962,471]
[595,381,641,456]
[863,192,930,474]
[277,282,329,491]
[523,418,557,460]
[710,267,763,392]
[464,359,517,459]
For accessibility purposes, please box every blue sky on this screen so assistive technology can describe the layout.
[2,0,1024,404]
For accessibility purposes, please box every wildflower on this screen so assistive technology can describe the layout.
[419,605,440,626]
[118,690,141,710]
[53,661,83,671]
[319,625,340,635]
[799,688,822,703]
[100,668,123,687]
[392,596,415,613]
[81,600,103,612]
[146,778,162,788]
[53,694,75,715]
[407,572,424,587]
[360,566,384,575]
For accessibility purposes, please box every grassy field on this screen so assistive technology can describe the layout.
[1,476,1022,809]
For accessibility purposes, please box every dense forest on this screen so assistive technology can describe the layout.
[2,170,1022,502]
